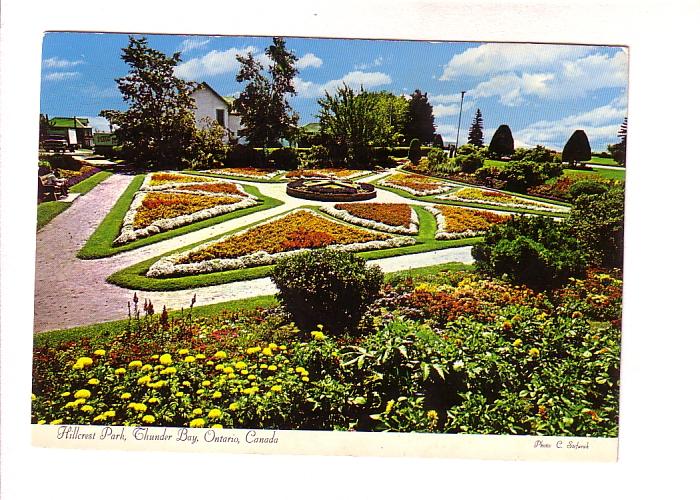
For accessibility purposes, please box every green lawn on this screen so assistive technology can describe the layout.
[36,171,113,230]
[563,167,626,182]
[35,261,474,346]
[483,158,508,168]
[106,205,480,291]
[77,178,284,259]
[588,156,621,167]
[184,169,287,183]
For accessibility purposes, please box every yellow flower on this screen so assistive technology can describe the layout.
[208,409,222,419]
[87,378,100,385]
[115,368,126,375]
[427,409,438,420]
[161,367,176,375]
[212,424,223,429]
[72,356,94,369]
[148,397,159,404]
[279,345,287,351]
[311,331,326,341]
[137,375,151,385]
[214,351,227,359]
[150,355,159,360]
[240,369,249,375]
[104,410,116,417]
[189,418,205,428]
[206,361,214,366]
[141,364,152,371]
[260,363,268,369]
[196,389,205,395]
[202,380,211,387]
[247,375,256,381]
[142,415,156,424]
[212,391,222,399]
[182,381,191,387]
[195,354,206,360]
[267,365,277,372]
[270,385,282,393]
[262,347,273,357]
[61,392,71,397]
[528,348,540,358]
[302,376,310,383]
[513,339,522,347]
[235,361,247,370]
[120,392,132,400]
[178,349,189,355]
[385,400,395,413]
[74,389,91,399]
[215,364,224,371]
[295,367,305,373]
[193,408,203,416]
[246,347,261,355]
[80,405,95,413]
[31,393,36,401]
[94,349,106,357]
[129,360,142,368]
[223,367,234,374]
[184,356,196,363]
[159,354,173,366]
[132,403,147,413]
[268,343,278,350]
[37,420,46,425]
[74,398,86,405]
[50,419,63,425]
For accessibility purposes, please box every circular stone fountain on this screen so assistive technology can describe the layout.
[286,178,377,202]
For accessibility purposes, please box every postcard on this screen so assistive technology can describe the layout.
[31,31,627,462]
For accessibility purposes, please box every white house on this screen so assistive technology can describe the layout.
[191,82,242,142]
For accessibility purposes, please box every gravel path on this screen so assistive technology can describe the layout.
[33,171,475,333]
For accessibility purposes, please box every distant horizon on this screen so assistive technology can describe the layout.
[40,33,628,151]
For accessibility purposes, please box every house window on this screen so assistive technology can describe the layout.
[216,109,225,127]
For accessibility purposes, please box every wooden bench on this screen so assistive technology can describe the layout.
[38,176,67,202]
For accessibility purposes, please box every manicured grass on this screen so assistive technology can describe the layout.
[563,167,626,182]
[483,159,508,168]
[37,201,70,230]
[588,156,621,166]
[36,171,113,230]
[77,178,284,259]
[35,261,474,346]
[69,171,113,194]
[184,169,286,183]
[106,205,480,291]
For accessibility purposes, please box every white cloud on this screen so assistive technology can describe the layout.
[174,46,258,80]
[177,38,211,53]
[462,49,627,105]
[43,57,84,68]
[354,56,383,70]
[297,53,323,69]
[294,71,392,98]
[514,97,627,150]
[84,116,112,132]
[440,43,591,80]
[433,104,461,118]
[44,71,81,81]
[81,83,121,99]
[435,123,458,144]
[430,93,464,104]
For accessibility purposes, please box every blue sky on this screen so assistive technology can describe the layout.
[41,32,628,151]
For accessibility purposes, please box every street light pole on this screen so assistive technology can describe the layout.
[454,91,466,155]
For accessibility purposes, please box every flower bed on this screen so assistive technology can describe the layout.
[320,203,418,235]
[426,205,510,240]
[114,173,258,244]
[286,179,377,202]
[207,168,281,180]
[146,209,414,277]
[379,172,455,196]
[59,166,102,189]
[285,168,369,180]
[438,186,569,212]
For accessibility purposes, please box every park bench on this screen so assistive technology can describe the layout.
[38,175,67,202]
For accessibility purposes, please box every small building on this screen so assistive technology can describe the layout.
[191,82,242,142]
[45,116,94,148]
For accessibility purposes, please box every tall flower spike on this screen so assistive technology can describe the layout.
[133,292,139,305]
[191,294,196,307]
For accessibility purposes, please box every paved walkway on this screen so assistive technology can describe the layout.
[34,171,475,333]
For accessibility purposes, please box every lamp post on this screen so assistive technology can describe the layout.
[454,91,466,155]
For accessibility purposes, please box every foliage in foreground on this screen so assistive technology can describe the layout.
[32,269,621,437]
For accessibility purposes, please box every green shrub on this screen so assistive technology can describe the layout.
[187,119,228,169]
[303,145,332,168]
[269,147,299,170]
[408,138,422,165]
[473,216,587,291]
[497,161,562,192]
[569,180,608,199]
[46,154,82,171]
[456,144,484,156]
[426,148,448,169]
[453,153,484,173]
[225,144,264,168]
[566,185,625,268]
[271,249,384,335]
[511,145,557,163]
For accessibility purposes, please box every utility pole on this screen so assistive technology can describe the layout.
[454,91,466,155]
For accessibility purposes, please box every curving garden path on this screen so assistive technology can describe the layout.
[34,169,475,333]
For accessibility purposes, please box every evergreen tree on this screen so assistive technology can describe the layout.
[562,129,592,167]
[234,37,299,149]
[488,124,515,159]
[467,108,484,147]
[100,36,198,168]
[404,89,435,145]
[608,117,627,166]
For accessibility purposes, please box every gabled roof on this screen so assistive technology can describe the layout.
[195,82,235,110]
[49,117,91,128]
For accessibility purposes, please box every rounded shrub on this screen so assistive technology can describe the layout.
[269,147,299,170]
[225,144,264,168]
[453,152,484,173]
[271,249,384,335]
[568,179,608,199]
[408,138,422,165]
